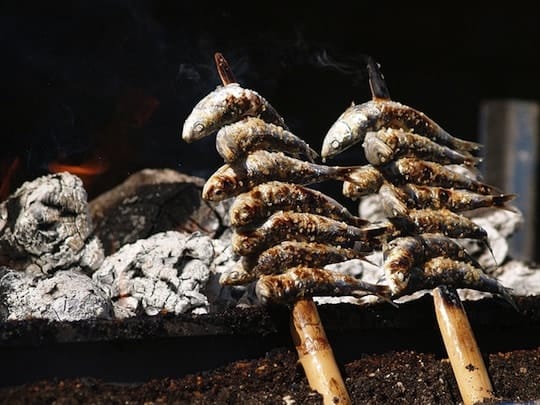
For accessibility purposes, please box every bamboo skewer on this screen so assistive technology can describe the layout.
[433,285,495,405]
[213,52,351,404]
[291,299,352,404]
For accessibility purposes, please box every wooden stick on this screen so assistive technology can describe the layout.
[214,52,237,85]
[290,299,352,404]
[433,285,495,405]
[213,52,351,404]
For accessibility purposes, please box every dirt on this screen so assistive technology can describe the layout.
[0,347,538,404]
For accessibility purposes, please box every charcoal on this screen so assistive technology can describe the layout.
[89,168,230,255]
[0,267,112,321]
[0,172,104,274]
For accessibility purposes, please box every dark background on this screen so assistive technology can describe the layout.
[2,2,539,201]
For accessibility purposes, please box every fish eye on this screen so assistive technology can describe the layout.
[193,121,205,133]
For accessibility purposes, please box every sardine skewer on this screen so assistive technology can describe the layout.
[207,52,351,404]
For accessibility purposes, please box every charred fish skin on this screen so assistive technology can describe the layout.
[393,257,514,305]
[229,181,368,228]
[182,83,287,143]
[202,150,385,202]
[363,128,481,167]
[216,117,318,163]
[321,99,482,160]
[255,266,391,304]
[252,241,370,276]
[389,208,489,242]
[390,183,517,213]
[220,241,371,286]
[231,211,390,256]
[382,236,424,293]
[341,165,385,200]
[379,157,501,195]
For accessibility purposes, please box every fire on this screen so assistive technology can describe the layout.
[48,155,110,191]
[0,157,21,202]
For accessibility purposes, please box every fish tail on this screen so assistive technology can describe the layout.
[493,193,518,208]
[352,284,396,306]
[454,138,483,155]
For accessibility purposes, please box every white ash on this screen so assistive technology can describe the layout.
[0,172,104,274]
[0,267,112,321]
[92,231,223,318]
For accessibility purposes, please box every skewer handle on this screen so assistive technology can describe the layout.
[290,298,351,405]
[433,285,495,405]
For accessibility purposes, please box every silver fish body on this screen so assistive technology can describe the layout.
[380,158,500,195]
[231,211,389,256]
[203,150,384,202]
[392,257,513,305]
[363,128,481,167]
[182,83,286,142]
[220,241,371,286]
[384,183,516,213]
[229,181,368,228]
[255,266,390,304]
[389,208,489,242]
[216,117,318,163]
[321,99,481,160]
[383,234,482,294]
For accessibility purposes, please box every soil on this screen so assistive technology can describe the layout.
[0,348,539,404]
[0,296,539,404]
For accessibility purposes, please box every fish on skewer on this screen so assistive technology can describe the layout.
[388,208,490,243]
[216,117,318,163]
[321,60,481,160]
[382,234,483,294]
[182,83,287,142]
[391,257,514,307]
[255,266,391,304]
[202,150,385,202]
[220,241,373,285]
[230,181,368,228]
[380,182,517,214]
[379,157,501,195]
[363,128,481,167]
[231,211,390,256]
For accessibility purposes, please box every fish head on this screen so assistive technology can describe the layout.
[321,104,370,160]
[182,106,221,143]
[202,168,239,201]
[181,84,241,143]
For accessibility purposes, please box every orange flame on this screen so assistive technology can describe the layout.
[0,157,21,201]
[48,155,109,190]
